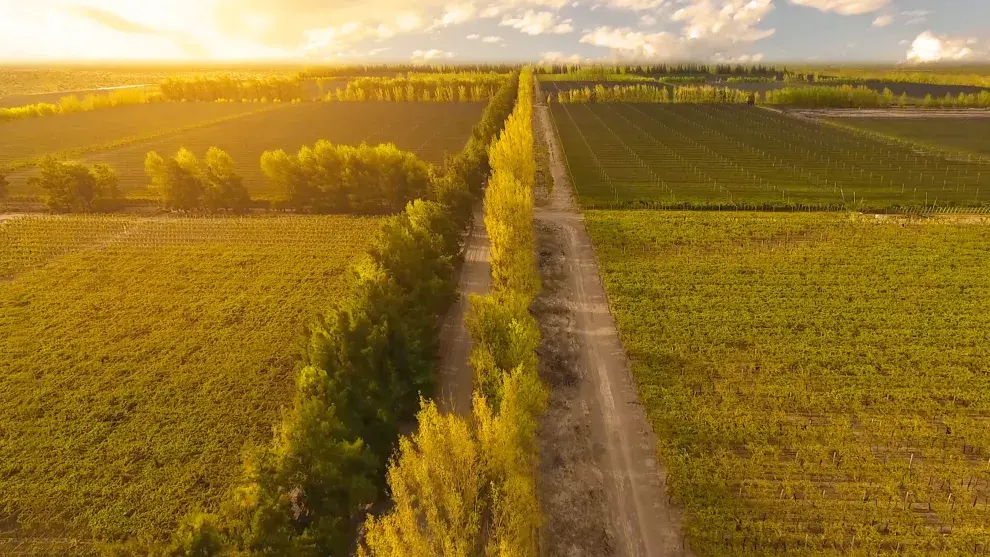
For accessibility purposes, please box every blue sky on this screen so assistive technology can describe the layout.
[0,0,987,63]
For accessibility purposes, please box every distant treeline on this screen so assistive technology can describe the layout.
[536,63,784,77]
[300,64,519,79]
[552,83,990,108]
[0,87,159,123]
[159,77,306,102]
[325,73,507,102]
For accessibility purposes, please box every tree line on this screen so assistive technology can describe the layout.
[537,63,783,77]
[326,73,507,102]
[151,70,522,557]
[159,77,306,103]
[359,67,546,557]
[300,64,520,79]
[0,87,159,123]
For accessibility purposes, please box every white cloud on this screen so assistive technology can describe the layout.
[906,31,977,63]
[640,14,658,26]
[603,0,666,10]
[411,48,455,60]
[787,0,888,15]
[871,15,893,27]
[428,3,477,29]
[368,47,392,55]
[540,51,584,64]
[482,35,504,42]
[901,9,930,25]
[466,33,481,38]
[672,0,775,43]
[500,10,574,35]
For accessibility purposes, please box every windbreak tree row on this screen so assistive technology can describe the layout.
[260,143,434,214]
[0,87,161,123]
[326,73,508,102]
[359,68,546,557]
[159,77,306,102]
[152,71,521,557]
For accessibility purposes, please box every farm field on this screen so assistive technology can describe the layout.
[6,102,484,201]
[0,67,300,98]
[551,103,990,210]
[0,102,275,169]
[825,117,990,158]
[0,215,376,548]
[586,210,990,555]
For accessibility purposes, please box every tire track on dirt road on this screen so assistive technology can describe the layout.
[534,87,691,557]
[436,207,490,415]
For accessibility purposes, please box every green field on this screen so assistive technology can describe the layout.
[826,117,990,158]
[0,102,272,169]
[6,102,483,201]
[0,215,376,547]
[586,210,990,554]
[552,104,990,210]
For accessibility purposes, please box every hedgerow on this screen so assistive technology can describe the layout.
[360,67,547,557]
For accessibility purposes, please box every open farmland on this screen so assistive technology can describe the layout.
[0,215,376,548]
[6,102,484,201]
[0,102,276,169]
[586,210,990,555]
[825,117,990,159]
[551,103,990,210]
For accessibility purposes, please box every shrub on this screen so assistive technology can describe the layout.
[27,156,120,213]
[261,143,432,214]
[145,148,250,212]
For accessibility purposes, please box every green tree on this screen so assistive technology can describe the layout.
[147,148,250,212]
[203,147,250,212]
[27,156,119,213]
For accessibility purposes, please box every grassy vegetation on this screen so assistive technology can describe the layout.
[551,103,990,210]
[0,215,376,546]
[6,103,483,202]
[825,117,990,159]
[586,210,990,555]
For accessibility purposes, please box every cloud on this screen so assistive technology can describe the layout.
[368,47,392,55]
[787,0,888,15]
[671,0,775,43]
[482,35,504,42]
[479,0,572,18]
[500,10,574,35]
[68,6,207,57]
[901,9,930,25]
[871,15,893,27]
[466,33,481,38]
[905,31,978,63]
[603,0,666,10]
[640,14,658,26]
[429,2,477,29]
[581,1,773,61]
[540,51,584,64]
[411,48,455,60]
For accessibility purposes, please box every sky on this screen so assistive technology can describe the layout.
[0,0,987,64]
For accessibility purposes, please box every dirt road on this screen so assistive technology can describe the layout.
[436,208,491,415]
[534,93,691,556]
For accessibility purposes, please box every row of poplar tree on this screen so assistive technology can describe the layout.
[147,72,523,556]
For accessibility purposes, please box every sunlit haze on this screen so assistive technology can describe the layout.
[0,0,987,63]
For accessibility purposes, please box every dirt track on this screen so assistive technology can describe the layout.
[534,90,691,556]
[436,208,491,415]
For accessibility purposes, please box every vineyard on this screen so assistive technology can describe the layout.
[825,117,990,159]
[550,103,990,210]
[6,102,483,201]
[585,210,990,555]
[0,215,377,548]
[0,102,270,170]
